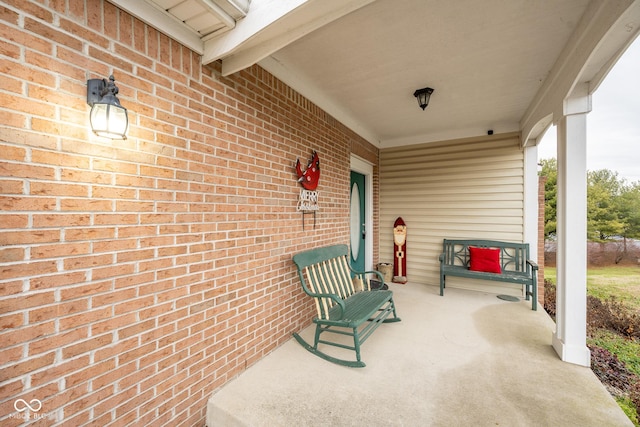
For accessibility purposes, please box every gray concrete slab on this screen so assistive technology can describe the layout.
[206,283,632,427]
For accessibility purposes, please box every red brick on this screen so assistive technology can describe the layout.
[93,213,138,225]
[0,162,55,180]
[29,298,88,324]
[30,271,86,291]
[92,158,137,174]
[0,312,23,330]
[92,262,135,281]
[0,321,55,348]
[0,247,23,263]
[0,351,55,384]
[32,150,89,169]
[0,195,58,212]
[31,242,91,259]
[58,280,111,301]
[113,297,154,320]
[0,214,28,229]
[32,213,91,228]
[65,358,115,388]
[115,200,155,212]
[59,198,113,212]
[61,168,113,184]
[63,253,113,270]
[29,326,88,356]
[92,360,137,391]
[0,60,56,87]
[0,180,23,195]
[63,333,113,358]
[0,290,55,314]
[92,288,137,308]
[64,227,116,241]
[91,185,136,199]
[0,280,22,298]
[30,355,90,387]
[0,260,58,281]
[58,306,112,331]
[58,23,108,56]
[117,341,155,367]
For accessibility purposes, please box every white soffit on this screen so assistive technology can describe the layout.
[203,0,378,76]
[109,0,251,54]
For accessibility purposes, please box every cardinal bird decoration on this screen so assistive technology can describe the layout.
[296,150,320,190]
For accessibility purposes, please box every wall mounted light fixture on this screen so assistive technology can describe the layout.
[87,75,128,139]
[413,87,434,111]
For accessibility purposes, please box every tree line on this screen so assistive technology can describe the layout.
[539,158,640,249]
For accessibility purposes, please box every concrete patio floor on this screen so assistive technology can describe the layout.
[206,283,632,427]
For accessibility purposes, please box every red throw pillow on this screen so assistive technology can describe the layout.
[469,246,501,273]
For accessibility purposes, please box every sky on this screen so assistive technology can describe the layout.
[537,37,640,184]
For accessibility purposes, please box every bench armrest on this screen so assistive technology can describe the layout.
[527,259,539,270]
[304,290,347,319]
[352,269,385,290]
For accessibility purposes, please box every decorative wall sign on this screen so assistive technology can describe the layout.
[295,150,321,229]
[297,188,319,211]
[295,150,320,190]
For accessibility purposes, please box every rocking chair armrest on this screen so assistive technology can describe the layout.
[306,291,346,319]
[363,270,385,287]
[350,269,385,290]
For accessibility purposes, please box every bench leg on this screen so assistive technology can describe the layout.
[292,298,401,368]
[440,272,445,296]
[353,328,362,364]
[382,297,401,323]
[292,327,366,368]
[531,282,537,311]
[524,282,538,311]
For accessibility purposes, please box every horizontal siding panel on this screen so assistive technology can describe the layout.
[379,133,525,291]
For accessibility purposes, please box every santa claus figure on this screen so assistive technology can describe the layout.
[393,217,407,284]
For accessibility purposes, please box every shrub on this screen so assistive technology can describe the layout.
[631,380,640,424]
[587,296,640,339]
[544,280,556,320]
[546,275,640,423]
[588,344,633,395]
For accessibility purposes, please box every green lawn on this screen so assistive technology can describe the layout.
[545,265,640,310]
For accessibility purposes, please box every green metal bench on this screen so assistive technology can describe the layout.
[292,244,401,367]
[439,239,538,310]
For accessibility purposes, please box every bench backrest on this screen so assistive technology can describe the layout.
[293,244,363,319]
[442,239,531,273]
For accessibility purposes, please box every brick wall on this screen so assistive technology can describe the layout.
[0,1,379,425]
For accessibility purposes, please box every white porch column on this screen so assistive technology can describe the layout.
[552,89,591,367]
[523,144,539,260]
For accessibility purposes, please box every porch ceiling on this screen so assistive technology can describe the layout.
[111,0,640,148]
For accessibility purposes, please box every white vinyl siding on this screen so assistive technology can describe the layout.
[379,132,525,293]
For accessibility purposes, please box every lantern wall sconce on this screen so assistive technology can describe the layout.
[86,75,128,139]
[413,87,434,110]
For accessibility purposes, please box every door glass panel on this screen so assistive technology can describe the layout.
[350,183,360,260]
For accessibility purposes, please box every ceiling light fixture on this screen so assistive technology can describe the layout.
[86,75,128,139]
[413,87,434,111]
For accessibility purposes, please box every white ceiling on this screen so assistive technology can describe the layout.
[266,0,590,146]
[110,0,640,148]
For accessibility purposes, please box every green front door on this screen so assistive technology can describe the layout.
[350,171,366,272]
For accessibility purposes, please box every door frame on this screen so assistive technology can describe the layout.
[350,155,374,271]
